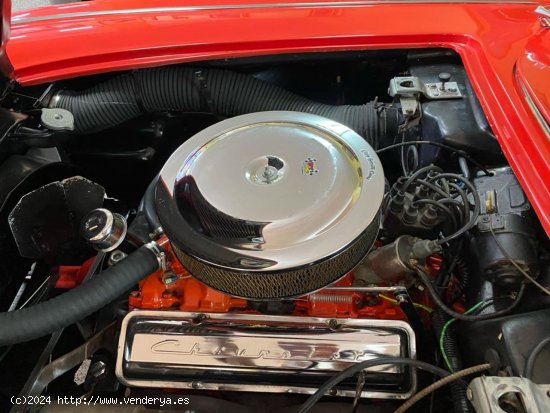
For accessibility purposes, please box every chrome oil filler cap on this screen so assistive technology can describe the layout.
[155,111,384,299]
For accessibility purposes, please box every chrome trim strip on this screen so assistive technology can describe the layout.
[515,67,550,141]
[116,311,416,399]
[12,1,538,24]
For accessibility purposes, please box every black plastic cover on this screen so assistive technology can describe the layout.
[459,308,550,382]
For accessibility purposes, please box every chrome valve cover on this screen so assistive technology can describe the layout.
[116,311,416,399]
[155,111,384,299]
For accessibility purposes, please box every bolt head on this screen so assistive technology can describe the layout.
[438,72,452,82]
[90,361,107,378]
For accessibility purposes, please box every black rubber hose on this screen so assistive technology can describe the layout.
[432,309,473,413]
[138,176,162,233]
[0,245,160,346]
[51,67,400,146]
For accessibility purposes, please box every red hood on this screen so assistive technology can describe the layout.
[0,0,12,76]
[5,0,550,235]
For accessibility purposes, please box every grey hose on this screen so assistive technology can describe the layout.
[0,245,160,346]
[51,67,400,147]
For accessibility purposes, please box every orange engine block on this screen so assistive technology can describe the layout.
[128,242,433,321]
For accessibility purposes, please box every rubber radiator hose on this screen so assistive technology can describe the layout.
[0,244,160,346]
[432,309,473,413]
[51,67,400,147]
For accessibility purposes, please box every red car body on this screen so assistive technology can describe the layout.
[3,0,550,235]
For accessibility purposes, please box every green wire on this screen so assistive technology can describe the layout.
[439,300,486,372]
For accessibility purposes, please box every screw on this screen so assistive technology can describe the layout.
[329,388,338,396]
[191,381,204,389]
[327,319,339,330]
[262,165,278,183]
[193,313,207,324]
[448,87,457,93]
[109,250,127,265]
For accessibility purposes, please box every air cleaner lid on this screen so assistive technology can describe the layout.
[156,111,384,271]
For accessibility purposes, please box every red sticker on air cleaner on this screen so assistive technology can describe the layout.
[302,157,318,175]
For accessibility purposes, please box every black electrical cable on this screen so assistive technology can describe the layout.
[400,134,420,177]
[436,199,466,225]
[428,174,480,245]
[402,165,444,193]
[416,266,526,321]
[375,140,491,176]
[394,363,491,413]
[297,357,452,413]
[414,178,451,200]
[524,336,550,380]
[435,240,464,290]
[412,199,458,231]
[448,256,472,305]
[431,309,472,413]
[442,181,469,224]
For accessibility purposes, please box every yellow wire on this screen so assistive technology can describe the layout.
[378,294,433,314]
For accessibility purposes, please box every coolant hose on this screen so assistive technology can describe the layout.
[432,309,473,413]
[51,67,400,147]
[0,244,161,346]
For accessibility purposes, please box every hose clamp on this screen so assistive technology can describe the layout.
[144,241,167,271]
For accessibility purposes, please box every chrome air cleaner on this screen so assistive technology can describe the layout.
[155,111,384,299]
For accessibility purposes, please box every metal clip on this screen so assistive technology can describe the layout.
[144,241,167,271]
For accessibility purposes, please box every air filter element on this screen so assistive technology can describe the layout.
[155,112,384,299]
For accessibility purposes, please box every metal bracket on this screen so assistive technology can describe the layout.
[389,76,462,100]
[468,376,550,413]
[477,214,505,232]
[388,76,462,117]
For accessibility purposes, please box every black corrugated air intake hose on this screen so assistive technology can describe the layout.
[432,309,473,413]
[0,245,161,346]
[50,67,400,147]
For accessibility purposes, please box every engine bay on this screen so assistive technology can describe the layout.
[0,48,549,413]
